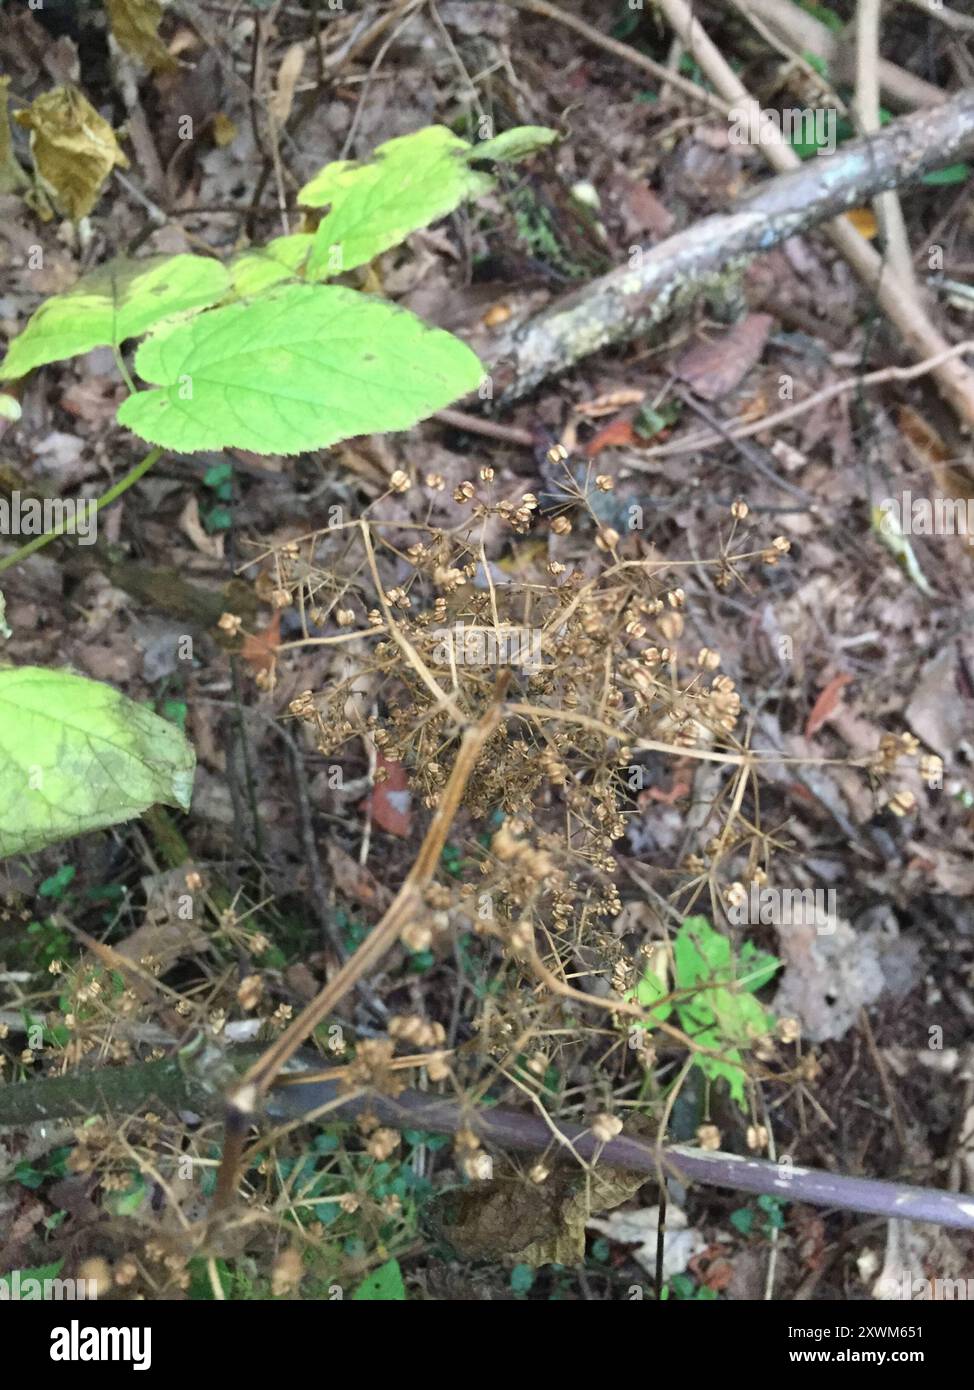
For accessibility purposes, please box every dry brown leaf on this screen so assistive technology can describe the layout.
[178,494,224,559]
[574,388,646,419]
[805,671,853,739]
[674,313,774,401]
[269,42,306,126]
[326,842,393,912]
[241,611,280,676]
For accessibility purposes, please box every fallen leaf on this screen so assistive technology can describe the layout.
[269,42,306,126]
[805,671,853,739]
[674,313,774,401]
[362,753,413,837]
[327,841,393,911]
[588,1203,706,1280]
[178,493,224,559]
[575,388,645,419]
[845,207,878,238]
[584,418,637,456]
[241,610,280,676]
[105,0,179,74]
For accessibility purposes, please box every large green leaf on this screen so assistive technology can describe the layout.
[299,125,493,277]
[0,666,195,858]
[117,282,483,454]
[0,254,230,380]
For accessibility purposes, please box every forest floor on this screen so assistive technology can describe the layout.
[0,0,973,1303]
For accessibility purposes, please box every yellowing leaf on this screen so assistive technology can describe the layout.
[14,86,128,220]
[105,0,179,75]
[0,666,195,859]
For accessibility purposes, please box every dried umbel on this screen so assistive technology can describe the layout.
[224,474,821,1215]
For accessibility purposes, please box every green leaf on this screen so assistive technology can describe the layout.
[0,665,196,858]
[472,126,558,163]
[299,125,493,276]
[0,1259,65,1295]
[921,163,970,187]
[0,254,230,380]
[229,233,315,295]
[117,282,483,455]
[730,1207,754,1236]
[351,1257,406,1301]
[631,917,778,1107]
[633,962,673,1023]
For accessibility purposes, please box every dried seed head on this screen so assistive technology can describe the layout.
[723,881,747,910]
[777,1016,800,1044]
[389,469,410,494]
[592,1113,623,1144]
[271,1248,304,1297]
[731,498,749,520]
[336,608,356,627]
[595,474,614,492]
[551,515,572,535]
[367,1128,400,1161]
[887,788,916,817]
[401,920,433,953]
[919,753,943,782]
[237,975,263,1011]
[218,612,242,636]
[463,1152,493,1181]
[454,481,477,503]
[696,1123,721,1151]
[746,1124,769,1153]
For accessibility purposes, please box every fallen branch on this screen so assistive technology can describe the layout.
[3,1056,972,1232]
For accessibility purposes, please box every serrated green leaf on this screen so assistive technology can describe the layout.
[631,916,778,1106]
[299,125,493,276]
[351,1257,405,1301]
[0,254,230,380]
[471,126,559,163]
[117,282,483,455]
[0,666,196,859]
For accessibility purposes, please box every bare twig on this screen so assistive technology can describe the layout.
[855,0,915,287]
